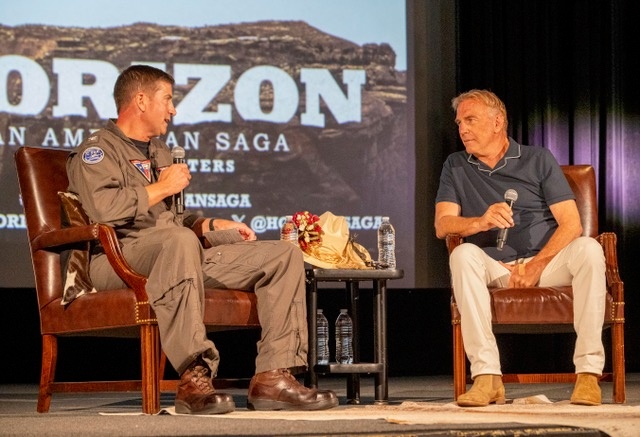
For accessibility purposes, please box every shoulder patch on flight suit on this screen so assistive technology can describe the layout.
[82,146,104,164]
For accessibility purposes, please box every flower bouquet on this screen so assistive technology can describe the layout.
[292,211,324,252]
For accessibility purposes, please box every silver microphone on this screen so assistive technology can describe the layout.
[171,146,186,215]
[496,188,518,251]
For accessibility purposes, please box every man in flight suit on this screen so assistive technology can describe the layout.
[67,64,338,414]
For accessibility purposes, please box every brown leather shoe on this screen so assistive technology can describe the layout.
[247,368,339,411]
[175,356,235,415]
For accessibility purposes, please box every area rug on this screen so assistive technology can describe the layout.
[102,397,640,437]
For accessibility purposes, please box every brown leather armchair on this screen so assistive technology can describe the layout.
[15,146,260,414]
[448,165,625,403]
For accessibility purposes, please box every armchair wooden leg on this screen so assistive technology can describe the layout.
[452,323,466,400]
[140,325,161,414]
[611,323,626,403]
[37,334,57,413]
[159,351,167,381]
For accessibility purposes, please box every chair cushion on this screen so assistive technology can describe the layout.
[41,288,142,336]
[58,192,97,305]
[491,286,576,324]
[203,289,260,330]
[451,286,615,330]
[41,287,260,335]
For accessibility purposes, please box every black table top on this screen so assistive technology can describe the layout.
[306,268,404,281]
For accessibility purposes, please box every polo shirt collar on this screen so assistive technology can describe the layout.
[466,137,521,175]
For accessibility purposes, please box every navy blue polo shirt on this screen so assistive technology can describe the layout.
[435,138,575,262]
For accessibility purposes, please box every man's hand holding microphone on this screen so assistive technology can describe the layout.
[145,145,190,209]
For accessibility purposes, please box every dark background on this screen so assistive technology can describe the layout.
[2,0,639,384]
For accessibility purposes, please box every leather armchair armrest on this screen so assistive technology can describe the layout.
[188,216,212,248]
[189,217,206,239]
[96,224,148,302]
[445,234,463,255]
[31,223,149,304]
[597,232,624,302]
[31,224,101,251]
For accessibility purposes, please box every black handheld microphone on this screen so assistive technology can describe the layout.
[496,188,518,251]
[171,146,186,215]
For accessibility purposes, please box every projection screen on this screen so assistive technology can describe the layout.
[0,0,413,287]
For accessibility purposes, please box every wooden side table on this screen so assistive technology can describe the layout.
[305,268,404,404]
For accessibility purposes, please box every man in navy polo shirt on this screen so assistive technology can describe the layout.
[435,89,606,407]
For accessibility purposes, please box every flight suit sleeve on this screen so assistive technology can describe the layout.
[67,138,150,226]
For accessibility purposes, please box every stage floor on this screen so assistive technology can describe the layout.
[1,374,639,436]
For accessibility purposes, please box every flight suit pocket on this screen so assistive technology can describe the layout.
[204,242,272,270]
[288,297,306,364]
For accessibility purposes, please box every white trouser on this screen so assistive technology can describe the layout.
[450,236,606,379]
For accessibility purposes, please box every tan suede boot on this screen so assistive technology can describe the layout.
[570,373,601,406]
[457,374,506,407]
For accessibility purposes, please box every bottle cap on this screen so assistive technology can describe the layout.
[317,309,323,314]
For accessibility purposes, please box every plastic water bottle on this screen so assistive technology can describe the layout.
[377,216,396,269]
[335,309,353,364]
[280,215,298,246]
[316,309,329,365]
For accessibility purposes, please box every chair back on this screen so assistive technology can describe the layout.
[15,146,71,309]
[561,165,597,238]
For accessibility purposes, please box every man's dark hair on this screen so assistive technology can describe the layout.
[113,65,175,114]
